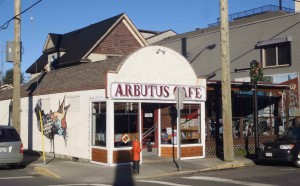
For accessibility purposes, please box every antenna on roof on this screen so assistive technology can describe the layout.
[30,0,34,21]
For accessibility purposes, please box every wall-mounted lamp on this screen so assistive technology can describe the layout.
[156,49,165,55]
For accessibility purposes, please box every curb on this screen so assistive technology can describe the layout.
[25,158,256,180]
[198,160,255,172]
[136,160,255,179]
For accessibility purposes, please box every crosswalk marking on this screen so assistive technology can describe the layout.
[182,176,276,186]
[137,180,190,186]
[0,176,34,180]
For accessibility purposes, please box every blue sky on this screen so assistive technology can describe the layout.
[0,0,296,76]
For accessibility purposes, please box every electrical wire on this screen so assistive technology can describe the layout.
[0,0,42,30]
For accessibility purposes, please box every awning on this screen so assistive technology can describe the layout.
[256,36,292,48]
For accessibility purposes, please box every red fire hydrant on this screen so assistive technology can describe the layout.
[131,139,142,175]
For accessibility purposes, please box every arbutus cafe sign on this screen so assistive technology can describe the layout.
[110,83,206,101]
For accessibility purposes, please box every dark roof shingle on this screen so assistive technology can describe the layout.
[26,13,124,74]
[1,56,126,101]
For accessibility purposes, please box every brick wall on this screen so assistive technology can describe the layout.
[92,21,142,55]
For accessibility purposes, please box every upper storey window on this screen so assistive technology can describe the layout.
[256,37,292,68]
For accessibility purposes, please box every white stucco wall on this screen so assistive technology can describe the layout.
[0,99,12,125]
[296,2,300,12]
[116,45,198,85]
[0,89,105,160]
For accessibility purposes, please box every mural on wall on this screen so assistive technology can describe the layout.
[35,96,70,143]
[275,73,299,115]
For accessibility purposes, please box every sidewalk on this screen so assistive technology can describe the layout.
[23,152,256,183]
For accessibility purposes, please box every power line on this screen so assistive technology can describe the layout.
[0,0,42,31]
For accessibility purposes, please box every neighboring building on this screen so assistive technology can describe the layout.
[25,13,177,80]
[156,5,300,118]
[26,13,148,79]
[139,29,177,44]
[0,84,13,91]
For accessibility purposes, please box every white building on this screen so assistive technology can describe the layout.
[0,46,206,166]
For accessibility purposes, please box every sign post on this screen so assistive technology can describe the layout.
[175,87,185,171]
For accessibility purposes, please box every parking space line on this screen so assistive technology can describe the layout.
[47,184,111,186]
[137,180,190,186]
[0,176,34,180]
[182,176,276,186]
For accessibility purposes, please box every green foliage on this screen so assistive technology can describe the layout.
[1,68,25,85]
[250,60,263,83]
[234,149,247,157]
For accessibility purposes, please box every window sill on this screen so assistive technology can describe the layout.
[263,64,290,69]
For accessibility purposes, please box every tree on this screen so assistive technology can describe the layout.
[1,68,25,85]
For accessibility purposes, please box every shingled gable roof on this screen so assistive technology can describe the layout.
[1,56,126,101]
[43,33,63,53]
[26,13,144,74]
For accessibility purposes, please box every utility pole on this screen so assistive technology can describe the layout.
[220,0,234,161]
[279,0,282,10]
[13,0,21,134]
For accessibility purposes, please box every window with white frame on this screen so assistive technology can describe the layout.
[262,43,291,67]
[256,37,292,68]
[114,102,139,148]
[161,103,201,145]
[92,102,106,147]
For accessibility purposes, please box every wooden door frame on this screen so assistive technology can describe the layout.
[141,103,159,149]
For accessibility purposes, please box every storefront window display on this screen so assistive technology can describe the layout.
[161,104,201,144]
[92,102,106,146]
[114,102,139,148]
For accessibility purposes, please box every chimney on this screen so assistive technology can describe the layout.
[296,1,300,12]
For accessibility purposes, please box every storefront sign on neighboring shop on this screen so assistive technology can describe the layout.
[110,83,206,101]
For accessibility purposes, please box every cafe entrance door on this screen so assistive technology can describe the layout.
[141,103,159,156]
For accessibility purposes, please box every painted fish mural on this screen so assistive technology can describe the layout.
[35,96,70,142]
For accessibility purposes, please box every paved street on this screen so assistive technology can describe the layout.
[1,153,300,185]
[2,162,300,186]
[133,164,300,186]
[0,165,61,186]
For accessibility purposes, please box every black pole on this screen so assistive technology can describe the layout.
[250,60,259,157]
[253,82,259,157]
[279,0,282,10]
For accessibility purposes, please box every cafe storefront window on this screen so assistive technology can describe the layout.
[161,104,201,144]
[92,102,106,146]
[114,102,139,148]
